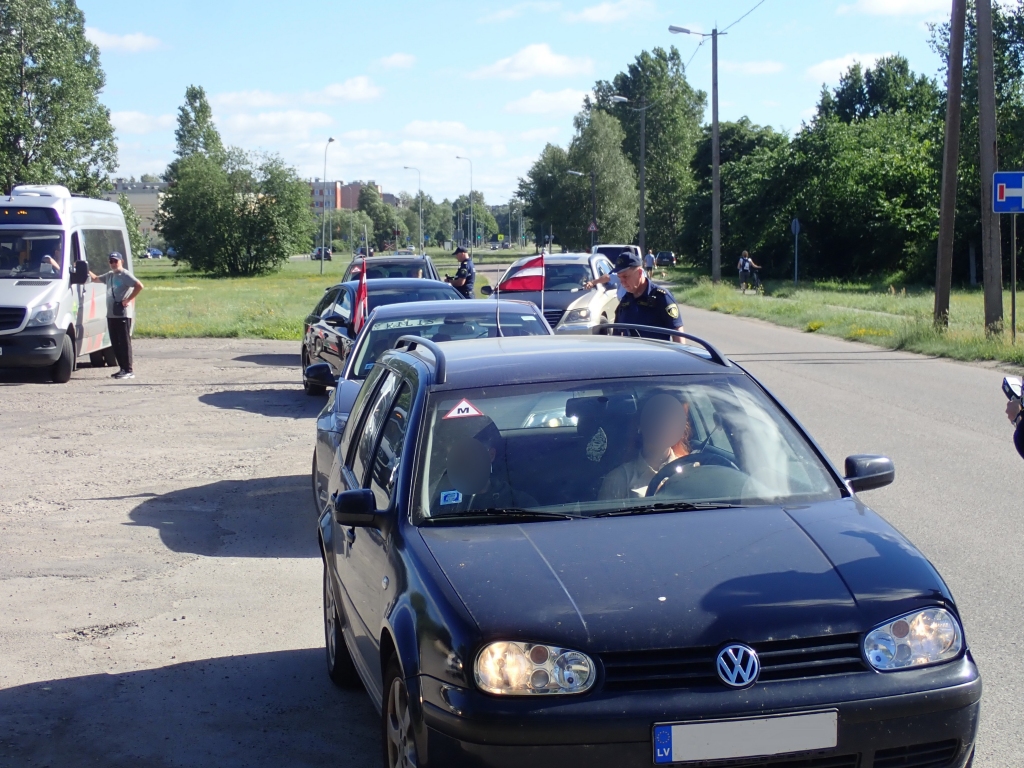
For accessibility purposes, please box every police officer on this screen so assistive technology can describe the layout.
[611,251,684,341]
[446,246,475,299]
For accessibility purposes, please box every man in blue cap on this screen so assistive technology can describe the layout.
[611,251,683,341]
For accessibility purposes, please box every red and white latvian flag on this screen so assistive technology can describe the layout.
[498,254,545,292]
[353,264,369,333]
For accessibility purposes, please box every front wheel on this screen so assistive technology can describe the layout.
[102,346,118,367]
[51,334,75,383]
[89,351,106,367]
[383,656,420,768]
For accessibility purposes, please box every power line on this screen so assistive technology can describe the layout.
[685,38,706,70]
[722,0,767,33]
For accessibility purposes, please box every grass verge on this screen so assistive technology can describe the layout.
[661,268,1024,366]
[132,258,490,340]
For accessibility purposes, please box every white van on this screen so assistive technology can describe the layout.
[0,185,133,382]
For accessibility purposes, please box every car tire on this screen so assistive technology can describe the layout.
[382,655,420,768]
[89,351,106,367]
[51,334,74,383]
[324,565,361,688]
[102,346,118,368]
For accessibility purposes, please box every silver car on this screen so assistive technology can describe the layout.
[482,253,621,333]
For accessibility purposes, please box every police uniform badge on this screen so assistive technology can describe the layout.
[666,304,679,319]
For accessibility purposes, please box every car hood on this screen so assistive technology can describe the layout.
[0,278,61,310]
[419,498,952,653]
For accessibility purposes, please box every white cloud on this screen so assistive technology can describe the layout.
[111,112,176,135]
[403,120,505,147]
[85,27,162,53]
[520,127,562,142]
[378,53,416,70]
[478,2,560,23]
[564,0,653,23]
[836,0,947,14]
[213,77,381,110]
[504,88,591,115]
[218,111,334,146]
[806,53,889,84]
[720,60,784,76]
[471,44,592,81]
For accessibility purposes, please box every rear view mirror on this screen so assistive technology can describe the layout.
[845,455,895,493]
[332,488,377,526]
[323,315,345,327]
[305,362,337,389]
[70,260,88,285]
[480,285,493,296]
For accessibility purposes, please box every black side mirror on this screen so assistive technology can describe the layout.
[332,488,377,526]
[480,285,493,296]
[70,260,89,285]
[845,455,895,493]
[305,362,338,389]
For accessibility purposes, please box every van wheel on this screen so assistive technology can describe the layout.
[383,655,419,768]
[102,346,118,367]
[89,351,106,367]
[323,566,360,688]
[51,334,74,383]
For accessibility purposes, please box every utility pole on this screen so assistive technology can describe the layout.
[977,0,1002,331]
[711,28,721,284]
[456,156,473,257]
[639,97,647,256]
[934,0,967,327]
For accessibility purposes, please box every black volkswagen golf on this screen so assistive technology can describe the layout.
[319,329,980,768]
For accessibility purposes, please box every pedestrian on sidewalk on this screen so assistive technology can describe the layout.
[644,248,656,277]
[89,252,144,379]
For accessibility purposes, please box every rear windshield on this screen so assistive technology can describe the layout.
[502,262,590,292]
[414,375,841,522]
[350,311,548,379]
[368,286,461,310]
[0,230,63,279]
[352,261,428,279]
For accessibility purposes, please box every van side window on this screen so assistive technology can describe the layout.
[82,230,128,274]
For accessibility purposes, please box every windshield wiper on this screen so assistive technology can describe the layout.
[593,501,743,518]
[425,507,578,524]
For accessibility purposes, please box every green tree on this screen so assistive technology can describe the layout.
[331,208,375,252]
[358,185,403,250]
[140,173,161,183]
[116,193,147,260]
[0,0,117,195]
[518,143,571,249]
[593,47,707,253]
[173,85,224,160]
[816,56,940,123]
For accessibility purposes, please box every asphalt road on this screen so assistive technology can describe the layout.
[682,305,1022,768]
[1,310,1020,767]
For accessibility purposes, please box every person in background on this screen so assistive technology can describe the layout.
[644,248,656,276]
[89,252,143,380]
[737,250,761,294]
[445,247,475,299]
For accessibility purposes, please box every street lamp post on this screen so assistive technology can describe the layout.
[320,137,335,276]
[403,166,422,253]
[609,95,651,256]
[567,169,598,250]
[455,156,473,256]
[670,25,725,283]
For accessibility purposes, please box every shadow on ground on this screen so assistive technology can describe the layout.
[234,353,301,368]
[127,475,318,558]
[199,388,324,418]
[0,649,379,768]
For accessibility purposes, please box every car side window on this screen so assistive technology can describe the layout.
[333,290,352,322]
[351,373,400,484]
[314,288,339,317]
[368,383,413,508]
[593,259,610,278]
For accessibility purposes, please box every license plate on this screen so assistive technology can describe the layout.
[653,710,838,764]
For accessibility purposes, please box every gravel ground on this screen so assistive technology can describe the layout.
[0,339,379,768]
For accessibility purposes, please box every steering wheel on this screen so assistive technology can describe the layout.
[646,452,741,497]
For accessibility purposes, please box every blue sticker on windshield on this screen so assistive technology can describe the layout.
[440,490,462,506]
[364,363,374,371]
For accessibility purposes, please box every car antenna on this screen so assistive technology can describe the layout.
[495,272,504,337]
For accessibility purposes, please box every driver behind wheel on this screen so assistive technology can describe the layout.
[599,392,691,500]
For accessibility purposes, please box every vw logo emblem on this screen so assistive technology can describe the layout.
[716,644,760,688]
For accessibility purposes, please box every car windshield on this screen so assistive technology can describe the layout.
[415,375,841,522]
[368,286,460,310]
[352,260,428,279]
[0,230,63,279]
[350,311,548,380]
[502,262,591,292]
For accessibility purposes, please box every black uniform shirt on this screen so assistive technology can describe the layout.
[614,278,683,338]
[454,257,476,298]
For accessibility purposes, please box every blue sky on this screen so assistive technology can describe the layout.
[81,0,958,203]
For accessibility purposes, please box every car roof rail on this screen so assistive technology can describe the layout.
[591,323,730,367]
[395,335,447,384]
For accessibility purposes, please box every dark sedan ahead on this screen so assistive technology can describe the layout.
[301,278,461,395]
[342,255,441,282]
[309,299,551,514]
[318,330,979,768]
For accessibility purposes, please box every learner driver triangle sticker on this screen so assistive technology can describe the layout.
[443,399,484,419]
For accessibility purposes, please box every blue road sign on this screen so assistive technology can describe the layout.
[994,172,1024,213]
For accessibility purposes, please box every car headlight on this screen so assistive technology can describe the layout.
[864,607,963,671]
[28,302,58,326]
[563,308,591,324]
[475,641,595,695]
